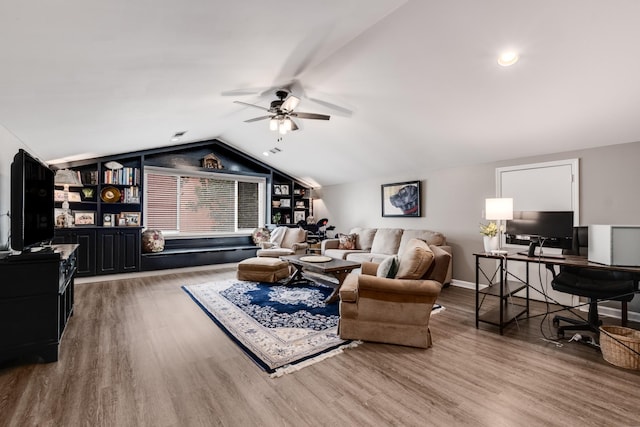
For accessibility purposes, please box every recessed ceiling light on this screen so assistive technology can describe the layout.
[498,52,519,66]
[263,151,269,156]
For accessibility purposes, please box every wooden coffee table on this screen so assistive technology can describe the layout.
[280,254,361,303]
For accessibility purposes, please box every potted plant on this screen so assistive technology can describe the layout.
[480,222,499,252]
[272,212,282,225]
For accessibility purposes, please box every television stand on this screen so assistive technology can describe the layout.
[0,244,78,363]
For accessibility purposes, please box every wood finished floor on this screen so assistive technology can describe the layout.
[1,265,639,427]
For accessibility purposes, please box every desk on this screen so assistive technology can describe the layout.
[474,252,640,334]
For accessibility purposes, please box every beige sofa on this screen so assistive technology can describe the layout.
[321,227,452,284]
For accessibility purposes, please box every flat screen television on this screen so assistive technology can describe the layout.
[505,211,574,250]
[10,149,55,252]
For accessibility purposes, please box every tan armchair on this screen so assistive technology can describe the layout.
[338,240,451,348]
[256,226,309,257]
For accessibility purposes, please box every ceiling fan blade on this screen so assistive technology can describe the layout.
[244,115,273,123]
[290,118,299,131]
[233,100,270,112]
[307,97,353,117]
[281,95,300,112]
[292,112,330,120]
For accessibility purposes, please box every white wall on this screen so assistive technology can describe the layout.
[0,125,34,250]
[316,140,640,313]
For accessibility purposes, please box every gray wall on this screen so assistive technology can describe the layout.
[315,140,640,312]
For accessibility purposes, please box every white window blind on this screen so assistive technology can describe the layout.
[144,167,264,235]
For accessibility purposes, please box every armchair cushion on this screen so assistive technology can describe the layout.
[395,239,434,280]
[281,228,307,249]
[259,241,277,249]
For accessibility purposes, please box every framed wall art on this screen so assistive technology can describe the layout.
[274,184,289,196]
[120,211,141,226]
[74,210,96,225]
[381,180,422,217]
[294,211,306,223]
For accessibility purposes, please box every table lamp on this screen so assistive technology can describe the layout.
[55,169,83,226]
[485,197,513,254]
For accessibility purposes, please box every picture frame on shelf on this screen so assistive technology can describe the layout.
[279,184,290,195]
[103,213,114,227]
[294,211,306,224]
[81,187,96,201]
[54,208,72,228]
[274,185,282,195]
[73,210,96,226]
[381,180,422,217]
[280,198,291,208]
[54,190,66,202]
[120,211,141,226]
[68,192,82,202]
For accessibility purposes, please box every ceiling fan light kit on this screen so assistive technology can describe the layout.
[234,89,330,135]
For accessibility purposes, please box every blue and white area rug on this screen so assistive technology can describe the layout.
[182,279,360,377]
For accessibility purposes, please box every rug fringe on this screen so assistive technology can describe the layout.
[270,341,362,378]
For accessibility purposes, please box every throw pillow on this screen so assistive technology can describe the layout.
[338,233,357,250]
[395,238,434,279]
[141,229,165,253]
[377,256,399,278]
[251,227,271,245]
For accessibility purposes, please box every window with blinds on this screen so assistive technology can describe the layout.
[144,167,265,235]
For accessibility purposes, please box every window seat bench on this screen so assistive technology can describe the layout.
[140,236,258,271]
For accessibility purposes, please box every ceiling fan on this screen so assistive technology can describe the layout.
[234,89,330,135]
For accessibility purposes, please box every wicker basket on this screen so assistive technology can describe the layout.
[599,326,640,370]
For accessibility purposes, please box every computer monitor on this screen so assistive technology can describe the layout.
[505,211,574,251]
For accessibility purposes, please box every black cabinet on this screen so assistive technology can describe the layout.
[54,227,140,276]
[0,244,78,363]
[54,228,97,277]
[97,228,141,275]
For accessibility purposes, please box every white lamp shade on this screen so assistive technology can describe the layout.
[485,198,513,220]
[55,169,83,187]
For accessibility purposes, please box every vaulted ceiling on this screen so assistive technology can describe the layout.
[2,0,640,186]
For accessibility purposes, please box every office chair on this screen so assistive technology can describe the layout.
[548,226,637,338]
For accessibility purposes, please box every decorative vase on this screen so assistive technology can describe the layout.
[483,235,499,253]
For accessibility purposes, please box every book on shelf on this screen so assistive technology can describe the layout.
[122,186,140,203]
[103,167,140,186]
